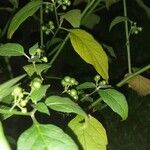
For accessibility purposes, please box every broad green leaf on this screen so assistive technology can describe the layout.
[30,85,50,103]
[0,43,24,56]
[77,82,96,90]
[99,89,128,120]
[17,123,78,150]
[23,63,51,76]
[81,13,100,29]
[0,122,11,150]
[7,0,42,39]
[109,16,130,31]
[29,43,38,56]
[36,102,50,115]
[61,9,81,28]
[45,96,87,118]
[69,29,109,80]
[0,74,26,101]
[67,115,107,150]
[0,105,13,120]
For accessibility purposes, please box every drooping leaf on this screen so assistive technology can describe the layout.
[0,43,24,56]
[81,13,100,29]
[36,102,50,115]
[45,96,87,118]
[128,75,150,96]
[0,122,11,150]
[23,63,51,76]
[102,44,116,58]
[30,85,50,104]
[67,115,107,150]
[29,43,39,56]
[109,16,130,31]
[0,74,26,101]
[61,9,81,28]
[7,0,42,39]
[69,29,109,80]
[76,82,96,90]
[99,89,128,120]
[17,123,78,150]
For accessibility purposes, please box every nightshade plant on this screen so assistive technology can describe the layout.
[0,0,149,150]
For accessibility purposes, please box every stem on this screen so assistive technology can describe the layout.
[4,57,13,78]
[123,0,132,74]
[53,1,59,27]
[116,64,150,87]
[0,109,31,116]
[81,0,95,20]
[40,4,44,47]
[88,98,102,110]
[49,35,69,66]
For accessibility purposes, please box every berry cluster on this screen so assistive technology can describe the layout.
[130,22,142,35]
[57,0,71,10]
[61,76,79,100]
[45,3,54,13]
[42,21,55,35]
[94,75,107,87]
[11,78,43,113]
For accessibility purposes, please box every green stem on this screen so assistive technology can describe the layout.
[0,109,31,116]
[49,35,69,66]
[116,64,150,87]
[88,98,102,110]
[53,1,59,27]
[40,4,44,47]
[123,0,132,74]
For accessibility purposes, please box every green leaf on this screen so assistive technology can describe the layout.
[17,123,78,150]
[36,102,50,115]
[69,29,109,81]
[0,74,26,101]
[81,13,100,29]
[30,85,50,103]
[7,0,42,39]
[0,122,11,150]
[29,43,38,56]
[77,82,96,90]
[61,9,81,28]
[109,16,130,31]
[45,96,87,118]
[0,43,24,56]
[102,44,116,58]
[23,63,51,76]
[99,89,128,120]
[67,115,107,150]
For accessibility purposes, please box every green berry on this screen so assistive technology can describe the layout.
[20,100,27,107]
[94,75,101,82]
[73,95,78,100]
[70,78,76,85]
[70,89,77,97]
[64,76,71,83]
[31,78,42,89]
[12,86,22,96]
[75,81,79,85]
[61,80,67,86]
[100,80,107,85]
[62,5,67,10]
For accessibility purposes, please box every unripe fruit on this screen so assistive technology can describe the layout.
[31,78,42,89]
[70,78,76,85]
[94,75,101,82]
[73,95,78,100]
[70,89,77,97]
[64,76,71,83]
[20,100,27,107]
[12,86,22,96]
[100,80,107,85]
